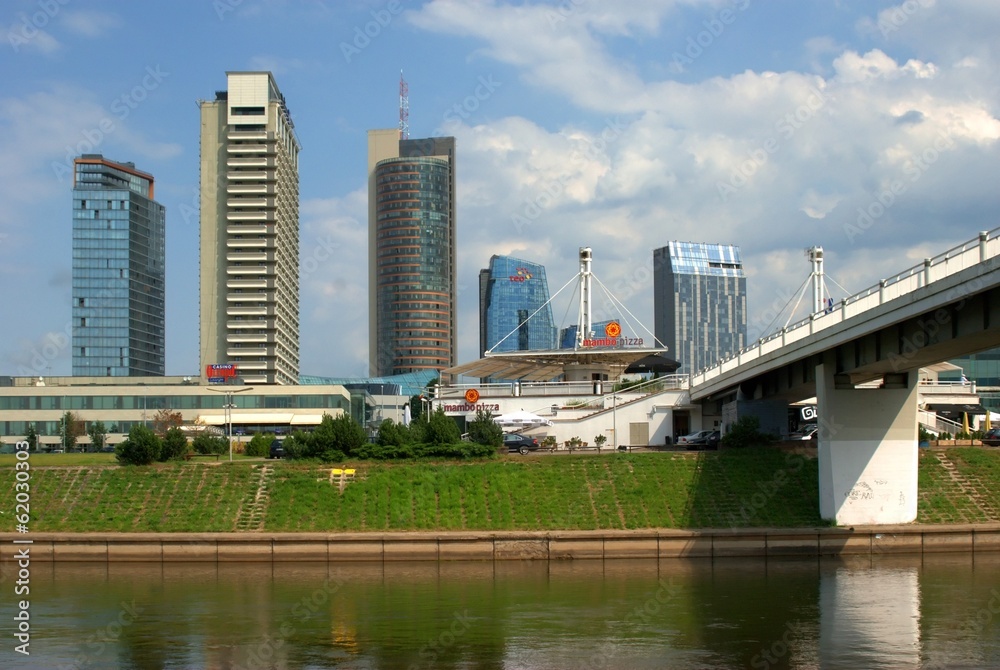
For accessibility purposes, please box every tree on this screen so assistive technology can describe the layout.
[58,411,85,451]
[87,420,108,453]
[24,425,38,452]
[115,425,162,465]
[466,409,502,448]
[160,427,189,461]
[152,409,183,437]
[376,419,409,447]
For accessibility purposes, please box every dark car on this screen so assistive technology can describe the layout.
[503,433,540,455]
[687,430,721,450]
[269,439,285,459]
[983,428,1000,447]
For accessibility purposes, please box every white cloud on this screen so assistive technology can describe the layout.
[59,10,122,38]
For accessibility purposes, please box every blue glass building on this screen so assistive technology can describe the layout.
[72,155,165,376]
[479,255,556,357]
[653,242,747,374]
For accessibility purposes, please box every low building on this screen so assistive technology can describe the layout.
[0,375,352,450]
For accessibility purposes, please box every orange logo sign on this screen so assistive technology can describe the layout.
[464,389,480,403]
[605,322,622,338]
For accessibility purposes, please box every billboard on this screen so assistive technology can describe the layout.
[206,364,238,384]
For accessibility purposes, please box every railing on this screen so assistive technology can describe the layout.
[691,228,1000,388]
[436,375,689,400]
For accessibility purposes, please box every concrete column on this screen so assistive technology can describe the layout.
[817,364,918,525]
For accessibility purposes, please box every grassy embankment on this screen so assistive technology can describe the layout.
[1,448,998,533]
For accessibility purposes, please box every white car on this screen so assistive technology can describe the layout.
[790,424,818,440]
[676,430,714,446]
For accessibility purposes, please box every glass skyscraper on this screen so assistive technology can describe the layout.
[72,155,165,376]
[368,131,457,376]
[479,255,556,357]
[653,241,747,374]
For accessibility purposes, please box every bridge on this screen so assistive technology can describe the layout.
[689,229,1000,526]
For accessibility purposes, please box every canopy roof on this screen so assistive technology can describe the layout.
[442,348,673,383]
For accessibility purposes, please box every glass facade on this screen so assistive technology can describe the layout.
[72,156,165,377]
[373,156,452,375]
[480,255,556,357]
[653,242,747,374]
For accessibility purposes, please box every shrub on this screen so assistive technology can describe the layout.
[282,431,311,460]
[376,419,409,447]
[115,425,162,465]
[720,415,777,449]
[192,433,228,455]
[245,432,274,458]
[424,407,461,445]
[466,408,503,447]
[160,427,189,461]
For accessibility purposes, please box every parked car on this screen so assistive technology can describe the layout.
[683,430,720,450]
[982,428,1000,447]
[790,424,818,440]
[269,439,285,459]
[676,430,714,448]
[503,433,540,455]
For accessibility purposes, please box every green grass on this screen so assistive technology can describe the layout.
[0,452,118,467]
[2,447,1000,532]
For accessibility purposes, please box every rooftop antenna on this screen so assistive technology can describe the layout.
[399,70,409,140]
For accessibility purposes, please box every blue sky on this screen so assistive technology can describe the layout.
[2,0,998,379]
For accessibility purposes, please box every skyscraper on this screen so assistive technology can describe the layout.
[653,242,747,374]
[368,129,456,377]
[480,255,556,357]
[199,72,300,385]
[72,155,165,377]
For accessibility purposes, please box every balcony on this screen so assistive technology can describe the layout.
[226,239,268,249]
[226,212,269,222]
[226,292,269,303]
[227,157,274,168]
[226,251,274,263]
[226,225,269,235]
[227,319,274,330]
[227,306,274,317]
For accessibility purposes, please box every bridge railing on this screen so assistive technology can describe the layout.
[691,227,1000,387]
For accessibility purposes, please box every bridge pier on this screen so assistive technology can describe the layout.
[817,364,918,525]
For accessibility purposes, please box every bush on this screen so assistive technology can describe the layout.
[312,413,368,458]
[720,415,777,449]
[115,425,162,465]
[159,427,189,461]
[424,407,461,445]
[282,431,311,460]
[192,433,228,455]
[376,419,409,447]
[466,409,503,448]
[355,442,416,460]
[245,432,274,458]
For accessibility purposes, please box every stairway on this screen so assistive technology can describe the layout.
[234,464,274,531]
[934,451,1000,521]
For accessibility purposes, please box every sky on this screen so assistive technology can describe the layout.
[1,0,999,381]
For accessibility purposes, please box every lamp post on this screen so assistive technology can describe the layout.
[206,386,253,462]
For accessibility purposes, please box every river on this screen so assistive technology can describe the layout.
[4,553,1000,668]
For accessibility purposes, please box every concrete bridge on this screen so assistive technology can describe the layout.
[689,229,1000,526]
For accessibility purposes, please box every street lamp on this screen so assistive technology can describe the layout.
[612,394,622,450]
[206,386,254,462]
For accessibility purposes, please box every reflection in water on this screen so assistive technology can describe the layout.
[3,554,1000,669]
[820,566,920,668]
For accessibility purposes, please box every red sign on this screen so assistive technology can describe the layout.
[605,322,622,338]
[206,364,238,378]
[464,389,480,403]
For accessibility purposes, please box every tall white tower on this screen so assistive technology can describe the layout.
[200,72,301,385]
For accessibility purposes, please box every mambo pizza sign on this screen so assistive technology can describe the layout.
[443,388,498,413]
[580,321,644,347]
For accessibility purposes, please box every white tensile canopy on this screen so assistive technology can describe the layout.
[494,409,553,429]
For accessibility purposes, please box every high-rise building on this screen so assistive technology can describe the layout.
[653,241,747,374]
[72,155,165,377]
[479,255,556,357]
[367,129,456,377]
[199,72,300,385]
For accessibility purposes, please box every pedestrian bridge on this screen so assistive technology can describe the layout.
[689,229,1000,526]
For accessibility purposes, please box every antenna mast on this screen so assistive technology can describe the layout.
[807,246,825,313]
[576,247,593,348]
[399,70,409,140]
